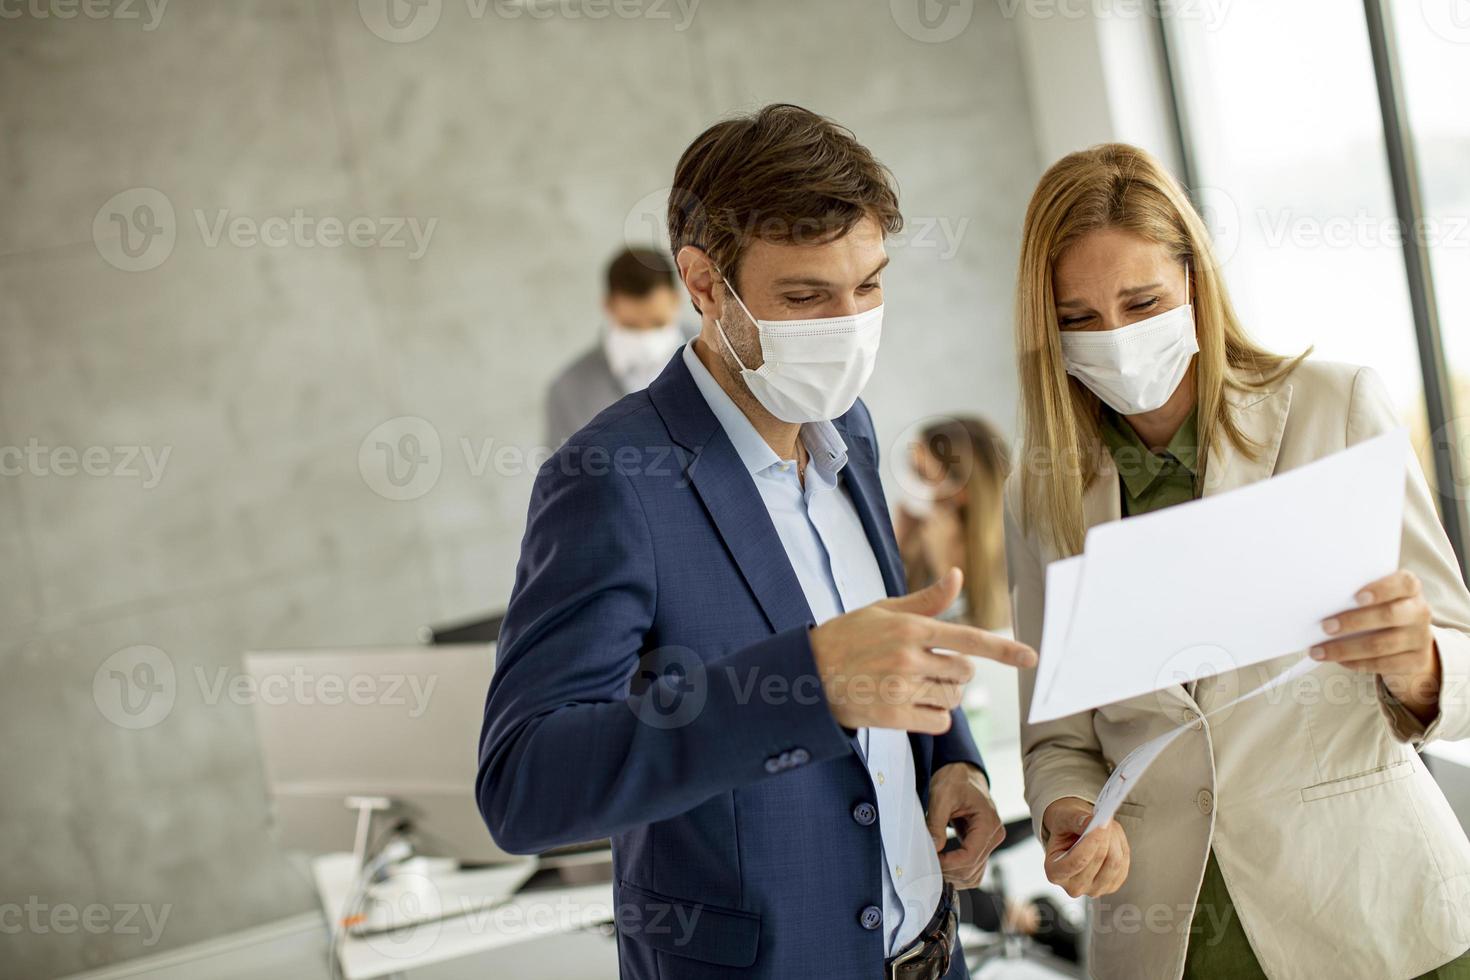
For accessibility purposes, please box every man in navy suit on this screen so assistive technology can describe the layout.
[477,103,1036,979]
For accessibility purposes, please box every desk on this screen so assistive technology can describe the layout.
[1426,740,1470,837]
[61,914,619,980]
[61,884,620,980]
[337,879,615,979]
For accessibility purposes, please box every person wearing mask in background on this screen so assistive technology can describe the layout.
[1007,143,1470,979]
[478,104,1037,980]
[543,246,695,449]
[896,418,1084,965]
[896,416,1012,630]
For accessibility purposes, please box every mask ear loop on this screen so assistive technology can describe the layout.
[712,269,760,373]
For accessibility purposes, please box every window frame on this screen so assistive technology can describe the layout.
[1154,0,1469,578]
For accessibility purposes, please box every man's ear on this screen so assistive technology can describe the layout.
[676,245,719,319]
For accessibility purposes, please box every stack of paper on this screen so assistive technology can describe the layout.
[1031,428,1410,846]
[1029,428,1410,725]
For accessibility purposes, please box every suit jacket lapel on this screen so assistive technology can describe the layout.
[648,351,815,634]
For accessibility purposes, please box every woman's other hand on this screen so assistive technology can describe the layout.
[1040,797,1131,898]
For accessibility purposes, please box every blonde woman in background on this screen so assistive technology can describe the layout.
[897,418,1092,964]
[1007,143,1470,979]
[896,415,1012,630]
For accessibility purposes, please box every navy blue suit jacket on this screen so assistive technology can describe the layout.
[477,349,982,978]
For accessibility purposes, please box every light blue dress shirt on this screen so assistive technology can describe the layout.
[681,340,942,955]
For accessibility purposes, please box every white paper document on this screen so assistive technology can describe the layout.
[1029,427,1410,725]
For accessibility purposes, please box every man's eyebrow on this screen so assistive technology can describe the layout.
[771,256,891,288]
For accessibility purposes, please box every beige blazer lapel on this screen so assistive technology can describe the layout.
[1201,382,1294,498]
[1082,449,1123,531]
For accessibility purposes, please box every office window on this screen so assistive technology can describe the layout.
[1391,0,1470,533]
[1163,1,1432,443]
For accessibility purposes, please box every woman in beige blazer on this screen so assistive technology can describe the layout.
[1008,143,1470,979]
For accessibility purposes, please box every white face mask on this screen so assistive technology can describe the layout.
[714,277,883,424]
[1058,267,1199,416]
[603,320,683,393]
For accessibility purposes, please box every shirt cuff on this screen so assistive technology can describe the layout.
[1376,625,1470,747]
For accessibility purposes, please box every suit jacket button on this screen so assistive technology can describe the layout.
[859,905,883,930]
[852,802,877,826]
[764,757,782,774]
[790,748,810,765]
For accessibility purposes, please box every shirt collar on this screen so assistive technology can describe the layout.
[1100,406,1199,499]
[681,340,848,477]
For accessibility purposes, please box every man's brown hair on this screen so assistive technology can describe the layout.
[667,103,903,310]
[606,246,677,298]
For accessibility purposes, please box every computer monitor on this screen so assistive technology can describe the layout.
[244,645,511,866]
[418,610,506,646]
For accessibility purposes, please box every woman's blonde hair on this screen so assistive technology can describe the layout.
[900,416,1011,630]
[1016,143,1307,555]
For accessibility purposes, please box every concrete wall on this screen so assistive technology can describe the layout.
[0,1,1040,975]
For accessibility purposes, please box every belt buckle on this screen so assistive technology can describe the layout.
[887,938,926,980]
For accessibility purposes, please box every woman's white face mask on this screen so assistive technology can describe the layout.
[714,275,883,424]
[1058,264,1199,416]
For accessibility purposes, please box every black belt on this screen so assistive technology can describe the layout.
[884,884,959,980]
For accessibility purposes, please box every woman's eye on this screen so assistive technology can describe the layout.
[857,282,881,293]
[1058,314,1091,328]
[1131,297,1159,313]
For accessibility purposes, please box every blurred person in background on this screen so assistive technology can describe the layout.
[896,417,1085,965]
[544,246,695,449]
[895,416,1012,631]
